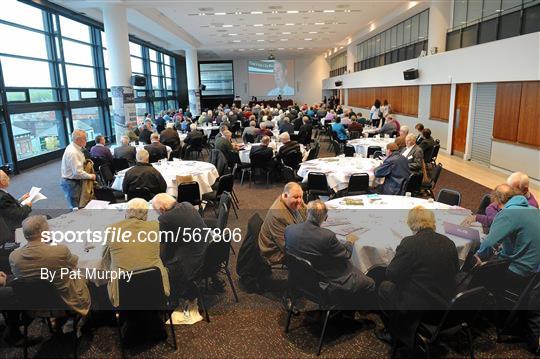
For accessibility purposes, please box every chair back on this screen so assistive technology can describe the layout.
[373,150,384,160]
[430,163,443,187]
[346,173,370,195]
[366,146,382,158]
[94,186,118,204]
[467,258,510,296]
[189,136,204,151]
[0,217,11,245]
[118,267,167,310]
[11,278,69,311]
[209,128,219,140]
[285,252,329,306]
[216,191,232,231]
[99,163,115,186]
[217,174,234,195]
[113,158,130,172]
[281,166,298,183]
[475,194,491,215]
[250,150,271,169]
[90,156,105,173]
[307,172,329,194]
[437,188,462,206]
[177,181,201,206]
[344,145,355,157]
[331,140,342,156]
[244,133,255,143]
[127,187,153,201]
[306,140,320,161]
[405,173,423,194]
[281,150,303,169]
[430,144,441,163]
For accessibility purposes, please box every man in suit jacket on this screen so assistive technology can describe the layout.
[285,200,375,307]
[259,183,307,265]
[0,170,32,239]
[145,133,168,163]
[152,194,210,302]
[394,126,409,150]
[250,136,277,171]
[114,135,137,165]
[297,116,313,146]
[374,143,411,195]
[292,115,303,131]
[138,120,154,145]
[160,125,181,153]
[215,130,239,157]
[279,117,295,135]
[399,134,424,176]
[122,149,167,196]
[183,123,204,147]
[10,215,91,316]
[90,135,113,165]
[377,206,459,348]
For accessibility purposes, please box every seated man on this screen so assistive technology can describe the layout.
[114,135,137,165]
[507,171,538,208]
[125,122,139,143]
[415,123,425,144]
[374,115,397,137]
[144,133,168,163]
[259,183,307,265]
[90,135,113,165]
[122,149,167,196]
[331,117,348,142]
[242,120,259,143]
[297,116,313,145]
[374,143,410,195]
[250,136,277,172]
[215,130,239,157]
[399,134,423,176]
[184,123,204,146]
[475,184,540,292]
[138,120,154,145]
[285,200,375,307]
[394,125,409,150]
[258,122,273,138]
[377,206,459,349]
[0,170,32,240]
[160,124,181,155]
[276,132,302,168]
[10,215,91,316]
[279,117,294,135]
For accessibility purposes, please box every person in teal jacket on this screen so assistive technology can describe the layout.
[476,184,540,291]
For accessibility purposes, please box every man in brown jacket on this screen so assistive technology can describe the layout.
[9,215,91,316]
[258,182,307,265]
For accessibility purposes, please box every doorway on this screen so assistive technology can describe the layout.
[452,83,471,155]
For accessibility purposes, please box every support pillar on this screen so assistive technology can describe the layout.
[185,48,200,116]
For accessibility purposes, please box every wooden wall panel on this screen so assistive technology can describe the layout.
[493,82,522,142]
[517,81,540,147]
[346,85,419,117]
[430,84,451,121]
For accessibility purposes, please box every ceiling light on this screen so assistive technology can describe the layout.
[285,23,294,26]
[239,49,245,51]
[347,38,352,44]
[232,40,241,42]
[256,32,264,35]
[251,11,263,14]
[282,32,291,35]
[223,24,233,27]
[257,39,265,42]
[287,10,299,14]
[297,47,304,50]
[253,24,264,27]
[304,38,312,41]
[258,48,264,50]
[277,48,284,50]
[323,10,335,13]
[280,38,288,41]
[309,31,317,34]
[215,12,226,15]
[308,10,315,13]
[315,22,325,25]
[229,33,238,36]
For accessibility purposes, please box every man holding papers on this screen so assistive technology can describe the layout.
[0,170,32,240]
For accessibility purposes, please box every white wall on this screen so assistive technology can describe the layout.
[232,55,330,105]
[491,141,540,181]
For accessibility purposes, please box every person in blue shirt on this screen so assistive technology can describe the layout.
[331,117,348,143]
[475,184,540,292]
[374,143,410,195]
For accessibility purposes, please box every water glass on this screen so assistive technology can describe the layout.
[405,192,412,197]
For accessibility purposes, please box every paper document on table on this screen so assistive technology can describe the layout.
[84,200,110,209]
[21,186,47,205]
[333,225,369,237]
[322,218,351,227]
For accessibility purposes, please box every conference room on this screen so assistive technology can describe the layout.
[0,0,539,357]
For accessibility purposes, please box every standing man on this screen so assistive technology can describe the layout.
[60,129,96,209]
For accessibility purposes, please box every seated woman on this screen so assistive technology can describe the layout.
[331,117,348,143]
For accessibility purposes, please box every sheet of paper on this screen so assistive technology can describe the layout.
[84,200,110,210]
[21,186,47,205]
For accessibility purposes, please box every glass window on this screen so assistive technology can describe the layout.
[163,54,171,66]
[10,111,64,160]
[164,65,172,78]
[0,0,44,30]
[71,107,103,141]
[129,42,141,57]
[467,0,483,22]
[59,16,91,43]
[165,77,173,90]
[479,18,499,43]
[29,89,55,103]
[499,10,522,38]
[151,76,161,89]
[385,30,391,51]
[403,18,412,44]
[523,3,540,34]
[446,30,461,50]
[453,0,468,27]
[461,25,478,47]
[483,0,502,18]
[0,56,52,87]
[153,101,164,113]
[135,102,147,122]
[396,22,404,47]
[419,10,429,39]
[131,56,144,74]
[380,32,386,53]
[103,49,110,68]
[0,24,48,59]
[502,0,522,11]
[65,64,96,88]
[150,61,159,76]
[149,49,158,62]
[100,31,107,49]
[62,39,94,66]
[391,26,397,48]
[167,100,177,111]
[6,91,27,102]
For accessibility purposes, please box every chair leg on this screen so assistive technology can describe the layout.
[115,312,126,359]
[231,201,239,219]
[23,323,28,359]
[225,267,239,303]
[46,317,53,333]
[465,325,474,359]
[317,310,331,356]
[168,313,178,350]
[284,305,294,333]
[198,290,210,323]
[73,316,79,358]
[240,169,245,185]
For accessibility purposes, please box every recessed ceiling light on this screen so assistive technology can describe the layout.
[308,10,315,13]
[282,32,291,34]
[287,10,299,14]
[304,38,312,41]
[285,23,294,26]
[280,38,288,41]
[239,49,245,51]
[253,24,264,27]
[215,12,226,15]
[277,47,284,50]
[229,33,238,36]
[222,24,233,27]
[309,31,317,34]
[257,39,265,42]
[256,32,264,35]
[315,22,325,25]
[258,48,265,50]
[323,10,335,13]
[251,11,263,14]
[297,47,304,50]
[232,40,241,42]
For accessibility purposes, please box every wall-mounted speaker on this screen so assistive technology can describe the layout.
[130,75,146,87]
[335,80,343,86]
[200,84,207,91]
[403,68,419,80]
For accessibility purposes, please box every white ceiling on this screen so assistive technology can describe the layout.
[48,1,418,58]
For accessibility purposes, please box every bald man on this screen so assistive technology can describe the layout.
[507,171,538,208]
[0,170,32,239]
[259,182,307,265]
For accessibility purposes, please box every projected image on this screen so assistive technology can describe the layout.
[248,60,295,96]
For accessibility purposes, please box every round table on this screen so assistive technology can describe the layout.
[323,195,480,273]
[297,156,382,192]
[239,142,306,163]
[347,137,394,157]
[112,160,219,198]
[111,143,172,159]
[196,125,220,137]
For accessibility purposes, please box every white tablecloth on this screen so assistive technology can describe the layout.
[238,142,306,164]
[297,156,381,192]
[347,138,394,157]
[111,143,172,159]
[111,160,219,198]
[196,125,220,137]
[324,195,480,273]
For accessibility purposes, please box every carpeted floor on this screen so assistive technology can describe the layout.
[1,143,534,358]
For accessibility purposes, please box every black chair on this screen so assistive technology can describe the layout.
[99,163,116,187]
[366,146,382,158]
[281,150,303,170]
[475,194,491,215]
[405,173,423,196]
[331,140,342,156]
[11,278,81,358]
[437,188,462,206]
[428,144,441,167]
[412,287,488,359]
[95,186,125,204]
[421,163,443,197]
[177,181,202,207]
[344,145,356,157]
[307,172,333,200]
[127,187,153,201]
[202,174,238,219]
[184,137,203,160]
[116,267,177,357]
[90,156,105,175]
[282,165,303,183]
[284,252,336,356]
[248,151,273,187]
[306,140,320,161]
[458,258,510,296]
[113,158,130,172]
[345,173,370,196]
[243,133,255,143]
